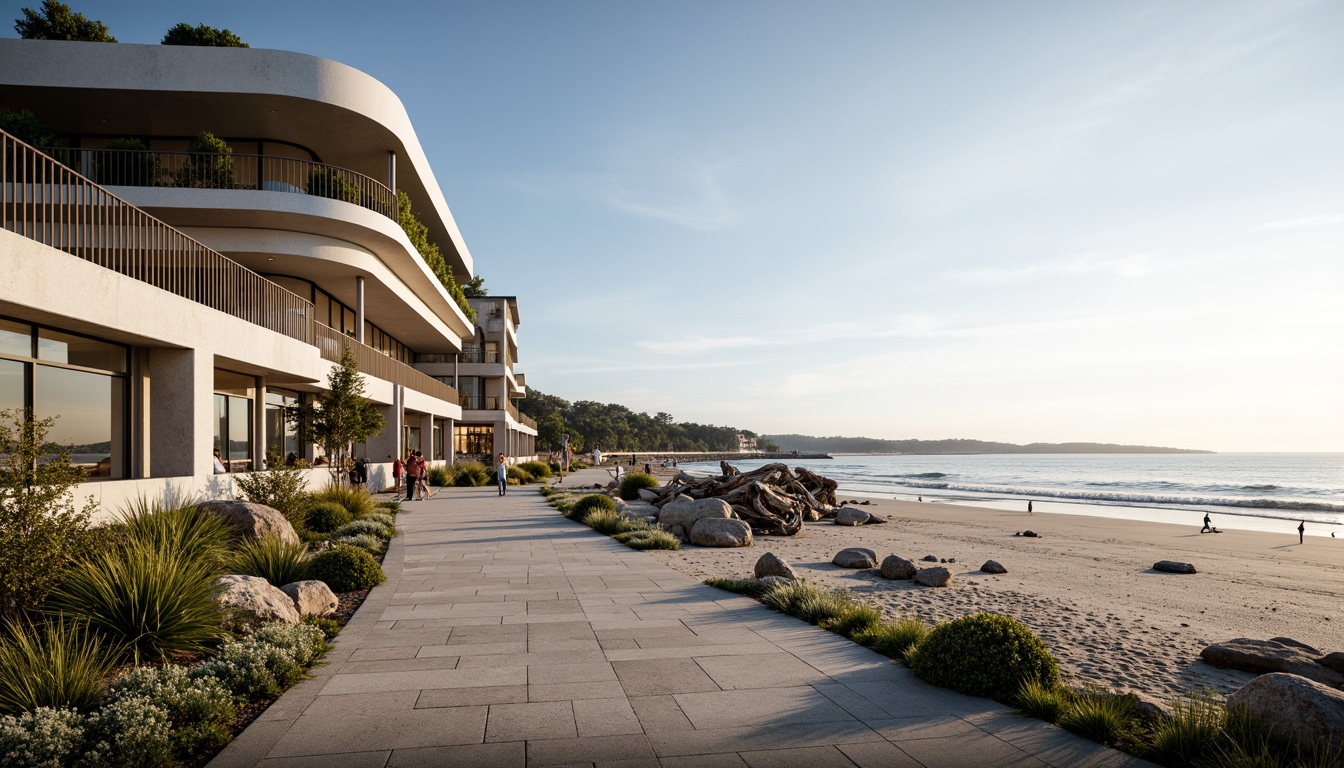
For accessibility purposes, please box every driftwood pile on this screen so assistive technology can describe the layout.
[653,463,840,536]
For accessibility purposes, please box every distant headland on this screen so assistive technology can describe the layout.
[763,434,1213,455]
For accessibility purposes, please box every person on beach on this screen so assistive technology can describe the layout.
[1028,501,1033,514]
[1202,514,1213,533]
[1299,520,1305,544]
[918,496,923,502]
[560,434,570,472]
[497,453,509,496]
[593,443,602,466]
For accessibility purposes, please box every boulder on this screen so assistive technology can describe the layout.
[980,560,1007,574]
[1154,560,1197,574]
[914,567,952,587]
[638,488,660,502]
[921,555,938,562]
[880,555,917,580]
[1200,638,1344,688]
[832,548,878,568]
[1021,530,1039,538]
[754,552,797,580]
[1227,673,1344,751]
[198,500,299,545]
[667,524,688,544]
[215,574,300,631]
[689,517,753,548]
[659,497,734,532]
[280,580,339,618]
[622,499,659,519]
[835,508,869,526]
[865,513,888,524]
[1318,651,1344,675]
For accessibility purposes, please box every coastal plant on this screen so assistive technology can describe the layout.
[703,577,771,598]
[375,500,401,514]
[0,619,113,715]
[115,498,230,568]
[334,519,392,540]
[426,466,452,487]
[233,464,312,529]
[760,580,830,615]
[568,494,616,522]
[331,533,386,555]
[569,460,591,471]
[1148,689,1226,766]
[0,409,100,619]
[250,624,330,669]
[506,466,533,485]
[303,616,341,640]
[45,540,224,663]
[518,461,551,479]
[0,706,87,767]
[303,501,352,534]
[309,484,377,519]
[104,666,234,757]
[906,612,1059,700]
[790,589,856,626]
[612,528,680,550]
[397,191,475,322]
[175,131,233,189]
[452,461,489,487]
[305,544,385,593]
[79,694,174,768]
[825,602,883,638]
[305,166,360,203]
[188,628,326,701]
[853,617,928,660]
[1058,691,1136,746]
[225,538,310,587]
[1015,678,1072,724]
[360,511,396,529]
[617,472,659,500]
[581,509,627,535]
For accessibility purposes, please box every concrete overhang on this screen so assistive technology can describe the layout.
[0,38,473,280]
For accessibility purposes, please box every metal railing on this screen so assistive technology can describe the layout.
[459,348,500,364]
[315,325,459,405]
[3,132,314,344]
[459,394,499,411]
[518,411,537,430]
[51,147,396,222]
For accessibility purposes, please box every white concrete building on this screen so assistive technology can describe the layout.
[0,38,534,510]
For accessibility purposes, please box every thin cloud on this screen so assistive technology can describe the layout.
[949,253,1155,286]
[632,315,937,356]
[1252,213,1344,232]
[600,158,740,231]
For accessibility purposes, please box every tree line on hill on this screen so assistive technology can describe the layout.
[762,434,1211,455]
[518,390,777,454]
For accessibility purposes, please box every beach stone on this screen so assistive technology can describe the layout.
[622,499,658,518]
[835,508,869,526]
[638,488,660,502]
[980,560,1007,574]
[921,555,938,562]
[1200,638,1344,688]
[1021,530,1039,538]
[915,567,952,587]
[198,500,299,545]
[280,580,338,618]
[659,497,733,532]
[1154,560,1197,574]
[1227,673,1344,751]
[1119,690,1172,721]
[215,574,300,631]
[865,513,888,524]
[754,552,797,580]
[1317,651,1344,675]
[667,524,688,544]
[689,518,752,548]
[832,548,878,568]
[880,555,917,580]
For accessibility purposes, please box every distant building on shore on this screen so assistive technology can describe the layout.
[0,38,535,514]
[737,434,758,452]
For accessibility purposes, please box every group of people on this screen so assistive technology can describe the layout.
[392,450,431,501]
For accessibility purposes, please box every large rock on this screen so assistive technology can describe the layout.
[754,552,797,580]
[980,560,1007,574]
[914,567,952,587]
[622,500,659,519]
[880,555,917,580]
[215,575,300,631]
[637,488,660,502]
[667,524,689,544]
[835,508,870,526]
[280,580,339,618]
[832,548,878,568]
[689,518,753,548]
[1227,673,1344,751]
[1318,651,1344,675]
[1154,560,1197,574]
[1200,638,1344,688]
[659,497,734,532]
[198,500,299,545]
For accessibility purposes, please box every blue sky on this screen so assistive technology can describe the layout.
[11,1,1343,451]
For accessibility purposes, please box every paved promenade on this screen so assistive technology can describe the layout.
[211,469,1151,768]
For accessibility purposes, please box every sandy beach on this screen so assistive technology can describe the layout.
[648,495,1344,701]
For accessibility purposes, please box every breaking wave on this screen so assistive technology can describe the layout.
[874,478,1344,513]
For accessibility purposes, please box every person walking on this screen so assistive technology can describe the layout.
[592,443,602,466]
[1028,501,1033,514]
[416,452,429,499]
[560,434,570,472]
[497,453,509,496]
[1201,513,1213,533]
[1299,520,1306,544]
[404,450,420,501]
[391,454,401,492]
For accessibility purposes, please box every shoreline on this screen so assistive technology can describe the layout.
[650,493,1344,700]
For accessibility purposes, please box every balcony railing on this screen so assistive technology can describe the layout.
[459,349,500,364]
[51,147,396,222]
[3,132,314,344]
[315,325,459,405]
[459,395,499,411]
[506,401,537,429]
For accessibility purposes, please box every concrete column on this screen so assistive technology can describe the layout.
[388,151,397,194]
[253,374,267,469]
[418,412,435,458]
[147,348,214,478]
[355,276,365,344]
[446,417,455,465]
[365,385,402,465]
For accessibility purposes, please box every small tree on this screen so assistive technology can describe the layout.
[289,346,385,486]
[14,0,115,41]
[176,131,233,188]
[0,108,56,151]
[462,275,487,298]
[0,409,97,619]
[161,22,248,47]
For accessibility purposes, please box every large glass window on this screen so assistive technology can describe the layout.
[433,422,443,461]
[454,424,494,457]
[0,319,129,479]
[264,390,301,464]
[213,370,254,473]
[404,425,421,454]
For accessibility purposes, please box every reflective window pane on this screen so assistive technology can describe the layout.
[0,359,26,413]
[36,329,126,373]
[35,365,125,478]
[228,396,251,472]
[214,394,227,463]
[0,320,32,358]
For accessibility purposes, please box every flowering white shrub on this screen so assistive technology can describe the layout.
[105,665,234,756]
[0,708,85,768]
[331,533,385,554]
[250,624,329,669]
[362,512,395,530]
[79,695,172,768]
[334,519,392,539]
[190,641,282,700]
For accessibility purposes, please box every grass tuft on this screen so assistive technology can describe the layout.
[1015,678,1072,724]
[0,618,114,714]
[225,537,311,587]
[853,617,928,660]
[1058,691,1136,745]
[825,603,884,638]
[704,577,770,598]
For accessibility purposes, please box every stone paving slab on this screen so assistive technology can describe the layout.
[210,469,1157,768]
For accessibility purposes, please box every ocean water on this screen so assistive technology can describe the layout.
[681,453,1344,537]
